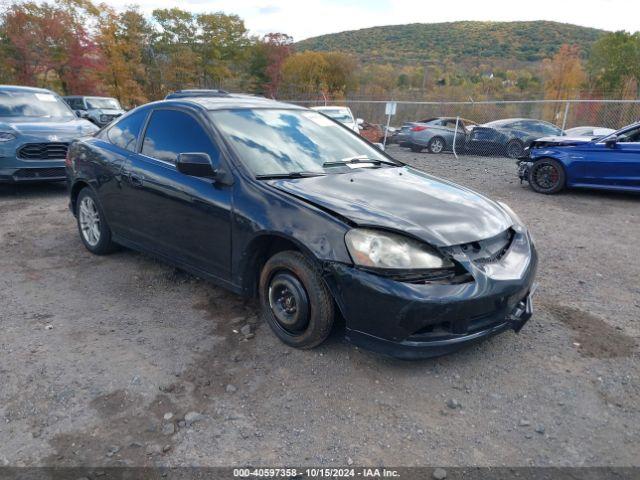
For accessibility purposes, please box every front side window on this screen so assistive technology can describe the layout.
[210,108,390,176]
[142,109,219,164]
[534,122,562,136]
[0,90,75,119]
[617,126,640,143]
[107,109,148,152]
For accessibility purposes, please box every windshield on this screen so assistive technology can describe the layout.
[316,108,354,124]
[86,98,121,109]
[210,108,391,176]
[0,91,75,119]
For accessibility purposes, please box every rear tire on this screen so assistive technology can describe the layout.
[506,140,525,159]
[428,136,446,154]
[528,158,566,194]
[76,187,117,254]
[259,251,334,349]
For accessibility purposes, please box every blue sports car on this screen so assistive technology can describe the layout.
[0,85,99,183]
[519,121,640,194]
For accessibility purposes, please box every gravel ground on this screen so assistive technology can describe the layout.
[0,145,638,468]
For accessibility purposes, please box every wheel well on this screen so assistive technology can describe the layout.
[241,235,304,297]
[70,180,90,214]
[532,157,567,175]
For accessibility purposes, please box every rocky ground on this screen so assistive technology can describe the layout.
[0,146,638,468]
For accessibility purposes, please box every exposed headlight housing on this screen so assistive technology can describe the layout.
[345,228,454,270]
[0,132,16,142]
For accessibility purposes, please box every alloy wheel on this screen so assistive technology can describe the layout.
[534,164,560,190]
[79,196,101,247]
[431,138,444,153]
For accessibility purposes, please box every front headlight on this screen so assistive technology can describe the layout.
[0,132,16,142]
[100,114,109,123]
[345,228,454,270]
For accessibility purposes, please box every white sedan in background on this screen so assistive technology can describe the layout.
[311,106,361,133]
[565,126,616,138]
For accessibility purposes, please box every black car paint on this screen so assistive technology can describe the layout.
[67,97,537,359]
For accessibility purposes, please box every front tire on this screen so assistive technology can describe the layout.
[76,187,117,254]
[528,158,566,194]
[259,251,334,349]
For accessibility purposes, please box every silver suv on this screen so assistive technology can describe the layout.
[63,96,125,127]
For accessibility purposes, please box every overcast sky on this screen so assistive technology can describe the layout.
[101,0,638,40]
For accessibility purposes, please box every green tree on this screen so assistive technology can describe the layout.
[588,31,640,98]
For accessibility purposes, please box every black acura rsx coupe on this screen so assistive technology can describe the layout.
[66,93,538,359]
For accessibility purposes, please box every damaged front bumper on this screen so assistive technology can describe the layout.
[518,160,533,183]
[324,230,538,359]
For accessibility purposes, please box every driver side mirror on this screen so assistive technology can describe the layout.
[605,135,618,148]
[356,118,364,125]
[176,152,217,178]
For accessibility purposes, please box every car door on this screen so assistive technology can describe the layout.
[93,108,150,235]
[121,107,233,279]
[586,126,640,188]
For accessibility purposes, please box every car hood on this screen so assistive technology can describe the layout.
[268,166,512,247]
[531,136,593,147]
[0,118,98,136]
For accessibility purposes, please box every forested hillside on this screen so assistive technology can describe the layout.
[296,21,606,65]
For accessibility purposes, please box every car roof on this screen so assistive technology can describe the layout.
[0,85,56,94]
[158,93,304,111]
[64,95,116,100]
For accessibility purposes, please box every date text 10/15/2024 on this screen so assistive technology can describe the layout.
[233,468,401,477]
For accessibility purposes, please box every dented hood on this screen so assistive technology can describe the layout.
[268,166,512,247]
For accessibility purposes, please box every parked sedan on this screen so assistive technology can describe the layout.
[519,121,640,194]
[565,126,616,138]
[408,117,478,153]
[311,106,361,133]
[66,93,537,359]
[395,118,435,147]
[64,96,125,127]
[467,118,564,159]
[0,85,99,183]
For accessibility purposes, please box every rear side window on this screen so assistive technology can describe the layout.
[107,110,148,152]
[141,109,219,164]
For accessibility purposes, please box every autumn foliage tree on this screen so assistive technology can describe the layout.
[281,51,356,98]
[1,0,104,94]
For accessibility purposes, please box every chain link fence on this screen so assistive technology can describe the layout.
[283,99,640,159]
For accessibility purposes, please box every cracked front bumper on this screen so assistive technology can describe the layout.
[324,231,538,359]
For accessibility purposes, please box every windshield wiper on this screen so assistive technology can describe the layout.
[322,155,396,168]
[255,171,326,180]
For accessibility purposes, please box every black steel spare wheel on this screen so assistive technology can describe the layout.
[268,272,310,333]
[259,250,335,349]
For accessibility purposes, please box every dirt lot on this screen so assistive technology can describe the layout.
[0,146,638,468]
